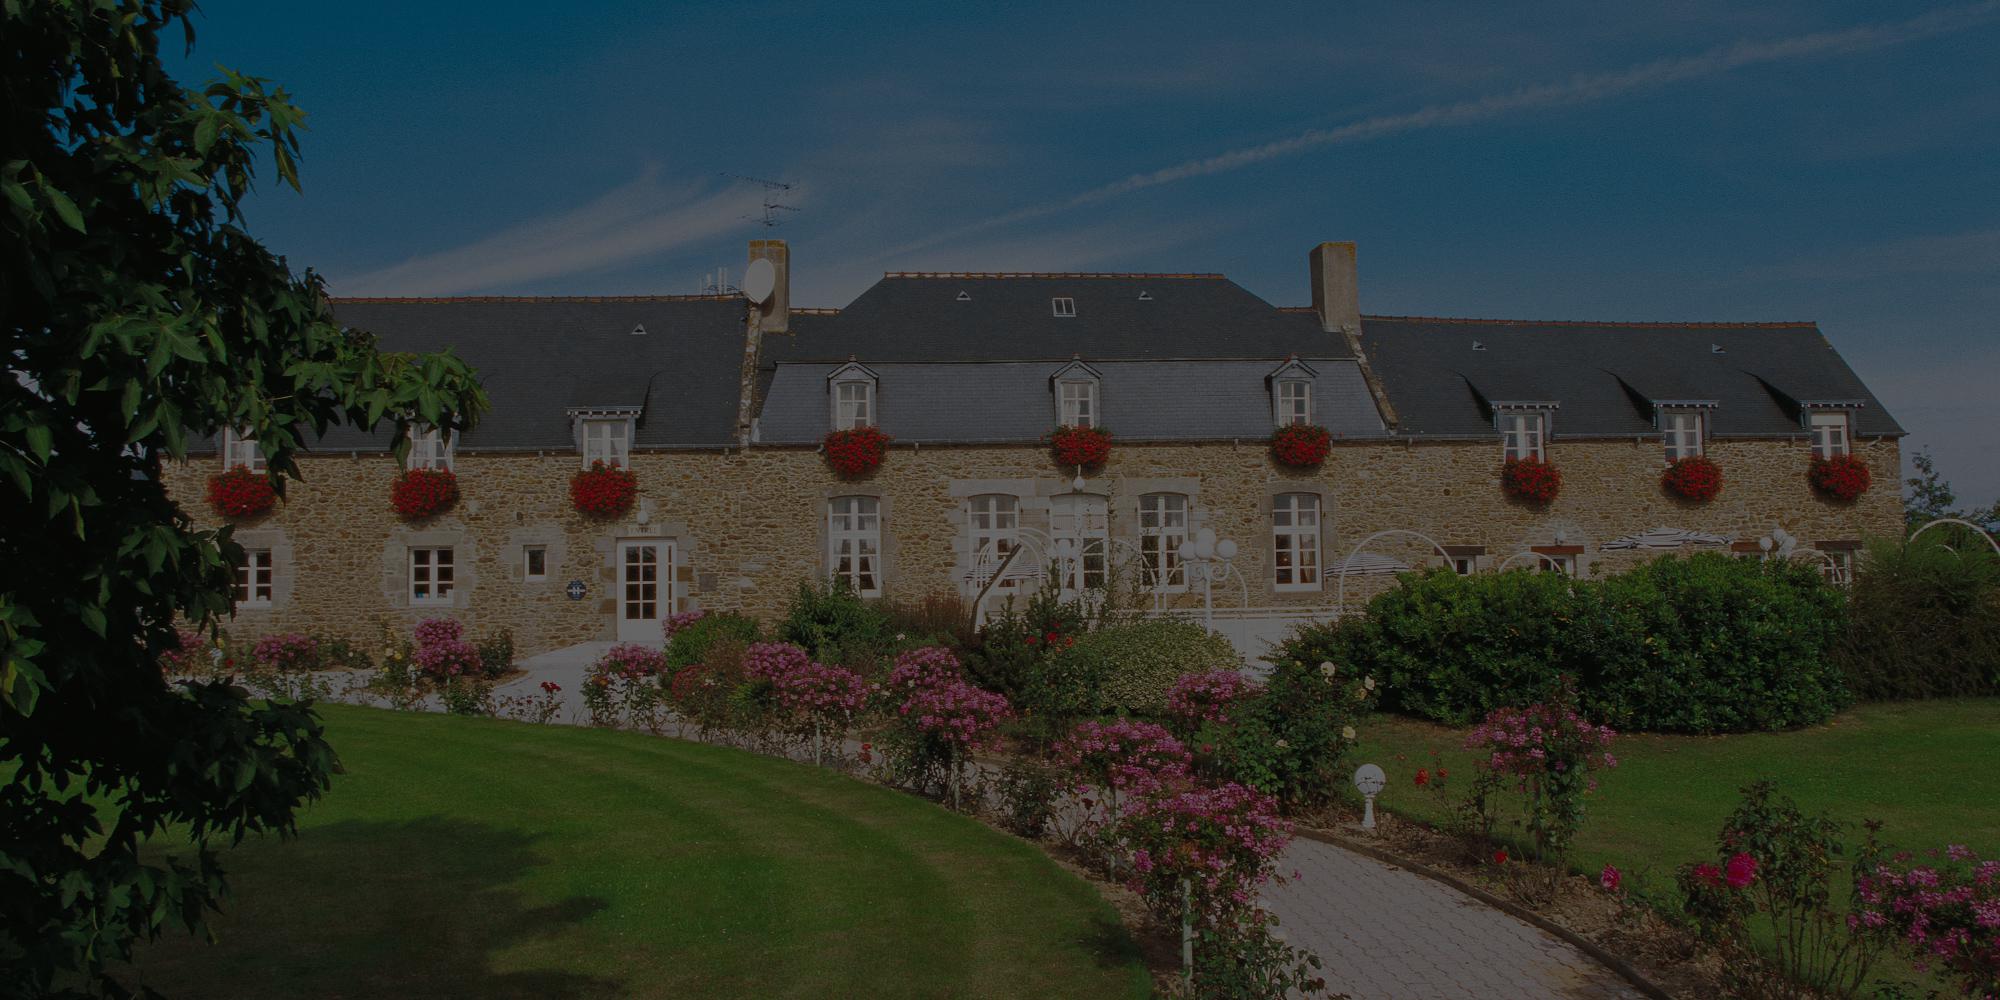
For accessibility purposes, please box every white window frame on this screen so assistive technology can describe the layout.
[832,379,875,431]
[1050,494,1109,596]
[827,496,882,597]
[968,494,1020,589]
[523,545,548,582]
[1501,412,1545,462]
[1539,552,1579,577]
[234,548,273,607]
[581,418,631,469]
[409,547,455,604]
[1450,555,1477,576]
[1051,297,1076,317]
[1272,493,1321,592]
[1138,493,1189,592]
[1809,412,1851,459]
[222,428,264,472]
[406,425,453,471]
[1661,410,1705,462]
[1057,379,1099,428]
[1275,379,1313,427]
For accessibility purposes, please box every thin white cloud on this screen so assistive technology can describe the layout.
[337,168,780,295]
[1749,227,2000,283]
[880,2,2000,260]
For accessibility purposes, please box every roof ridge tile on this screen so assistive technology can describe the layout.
[330,293,742,304]
[1359,313,1815,329]
[882,271,1225,280]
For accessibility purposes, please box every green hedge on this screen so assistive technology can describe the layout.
[1294,553,1850,733]
[1042,618,1241,716]
[1835,537,2000,700]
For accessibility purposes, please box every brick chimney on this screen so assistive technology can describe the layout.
[1309,241,1359,336]
[736,239,790,446]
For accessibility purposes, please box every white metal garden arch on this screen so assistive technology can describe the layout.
[1334,529,1454,618]
[1910,517,2000,558]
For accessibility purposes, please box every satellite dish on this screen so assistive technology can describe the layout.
[743,258,776,304]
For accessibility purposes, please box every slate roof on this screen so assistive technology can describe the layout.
[762,273,1351,363]
[756,359,1386,445]
[206,296,751,451]
[1357,316,1904,439]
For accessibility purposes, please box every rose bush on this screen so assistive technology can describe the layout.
[1861,845,1999,998]
[1463,688,1617,865]
[250,632,320,673]
[1167,669,1250,732]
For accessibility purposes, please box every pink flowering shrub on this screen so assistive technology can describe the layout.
[1166,669,1249,731]
[767,654,876,763]
[883,678,1011,808]
[594,642,669,679]
[1056,719,1192,803]
[1463,685,1616,863]
[741,641,810,682]
[410,618,481,682]
[413,617,464,648]
[1861,845,2000,997]
[160,627,211,676]
[884,645,962,701]
[662,608,708,639]
[251,632,320,673]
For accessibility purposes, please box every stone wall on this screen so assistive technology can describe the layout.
[166,433,1900,656]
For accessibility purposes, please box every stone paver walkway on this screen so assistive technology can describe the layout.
[495,640,610,719]
[1265,837,1644,999]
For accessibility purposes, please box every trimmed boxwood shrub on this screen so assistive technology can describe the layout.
[1049,619,1241,715]
[1297,553,1849,733]
[1835,537,2000,700]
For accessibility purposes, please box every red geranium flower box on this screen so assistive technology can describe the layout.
[1271,424,1332,468]
[824,426,890,477]
[571,461,638,516]
[1662,455,1723,502]
[391,468,459,520]
[1808,454,1871,501]
[206,466,276,519]
[1050,425,1111,469]
[1501,457,1562,504]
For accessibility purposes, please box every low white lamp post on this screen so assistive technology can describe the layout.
[1353,763,1386,832]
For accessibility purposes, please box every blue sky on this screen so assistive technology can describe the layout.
[175,1,2000,506]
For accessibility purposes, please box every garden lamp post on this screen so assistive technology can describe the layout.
[1176,527,1238,633]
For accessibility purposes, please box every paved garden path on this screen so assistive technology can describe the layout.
[1264,837,1645,999]
[499,642,1646,999]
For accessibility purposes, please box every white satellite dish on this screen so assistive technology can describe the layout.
[743,258,776,304]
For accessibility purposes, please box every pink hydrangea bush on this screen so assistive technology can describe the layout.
[1860,846,1999,997]
[1464,688,1617,863]
[1166,669,1249,730]
[251,632,320,673]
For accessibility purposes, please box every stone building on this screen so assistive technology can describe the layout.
[168,240,1904,657]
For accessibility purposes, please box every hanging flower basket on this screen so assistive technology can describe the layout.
[823,426,890,478]
[206,466,276,519]
[1271,424,1332,468]
[571,461,638,517]
[1808,454,1871,501]
[391,468,459,520]
[1049,425,1112,469]
[1501,457,1562,504]
[1662,455,1724,502]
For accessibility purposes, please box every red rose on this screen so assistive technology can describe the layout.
[1492,849,1508,865]
[1414,768,1430,787]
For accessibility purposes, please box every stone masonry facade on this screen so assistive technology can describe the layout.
[167,431,1901,657]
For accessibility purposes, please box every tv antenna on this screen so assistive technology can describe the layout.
[724,172,801,228]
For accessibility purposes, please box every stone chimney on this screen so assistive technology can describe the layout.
[735,240,791,446]
[748,238,789,334]
[1309,241,1359,336]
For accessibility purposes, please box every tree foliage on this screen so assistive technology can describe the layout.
[1,2,487,994]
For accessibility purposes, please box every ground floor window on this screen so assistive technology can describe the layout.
[410,547,454,603]
[1272,493,1320,590]
[828,496,882,596]
[234,548,272,607]
[524,545,547,581]
[968,494,1019,590]
[1138,493,1188,591]
[1050,494,1108,595]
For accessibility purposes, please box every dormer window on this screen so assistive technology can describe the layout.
[827,361,879,431]
[1809,411,1850,458]
[1500,412,1545,462]
[1049,359,1102,428]
[1051,297,1076,318]
[1267,359,1317,427]
[1661,409,1705,461]
[582,419,630,468]
[406,425,453,471]
[221,428,264,472]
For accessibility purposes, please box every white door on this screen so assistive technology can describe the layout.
[616,540,671,643]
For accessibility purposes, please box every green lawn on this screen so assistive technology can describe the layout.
[120,705,1150,999]
[1354,697,2000,887]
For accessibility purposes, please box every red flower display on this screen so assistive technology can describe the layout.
[823,426,890,477]
[1049,425,1111,469]
[1270,423,1332,468]
[1808,454,1871,501]
[205,466,276,519]
[1662,455,1724,502]
[391,467,459,520]
[570,461,638,516]
[1501,457,1562,504]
